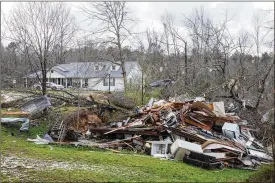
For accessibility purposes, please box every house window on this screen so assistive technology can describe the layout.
[84,79,88,87]
[103,77,115,86]
[103,78,108,86]
[95,65,99,71]
[110,78,115,86]
[51,70,54,73]
[112,65,116,70]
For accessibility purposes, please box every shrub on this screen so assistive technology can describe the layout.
[247,164,274,183]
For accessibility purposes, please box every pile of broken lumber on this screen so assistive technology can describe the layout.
[48,97,273,170]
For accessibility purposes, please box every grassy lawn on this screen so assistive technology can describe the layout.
[0,122,254,182]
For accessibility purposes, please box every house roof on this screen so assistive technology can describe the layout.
[26,61,141,79]
[26,71,42,78]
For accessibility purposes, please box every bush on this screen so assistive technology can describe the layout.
[247,165,274,183]
[125,85,162,106]
[108,93,136,109]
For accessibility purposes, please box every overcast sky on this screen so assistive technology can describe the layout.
[1,2,274,54]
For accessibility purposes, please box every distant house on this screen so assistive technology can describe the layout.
[26,61,142,92]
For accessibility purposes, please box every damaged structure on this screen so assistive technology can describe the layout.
[29,96,272,170]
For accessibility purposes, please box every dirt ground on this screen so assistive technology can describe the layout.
[1,154,105,181]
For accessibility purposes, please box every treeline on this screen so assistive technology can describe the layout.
[0,3,274,135]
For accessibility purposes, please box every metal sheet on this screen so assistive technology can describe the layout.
[248,149,273,161]
[21,95,51,114]
[1,118,30,131]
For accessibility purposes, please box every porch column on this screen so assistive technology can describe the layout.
[65,78,68,88]
[80,78,83,88]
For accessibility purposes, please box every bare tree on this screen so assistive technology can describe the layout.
[252,12,266,75]
[79,2,137,92]
[161,13,188,84]
[5,2,77,95]
[182,6,215,89]
[142,28,165,80]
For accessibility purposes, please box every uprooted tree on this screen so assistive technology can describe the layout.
[5,2,77,95]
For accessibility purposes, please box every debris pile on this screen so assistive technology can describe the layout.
[47,97,273,170]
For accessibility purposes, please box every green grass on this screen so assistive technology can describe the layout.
[51,106,79,115]
[1,173,21,182]
[1,124,254,182]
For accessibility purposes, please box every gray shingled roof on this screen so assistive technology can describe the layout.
[26,61,141,79]
[26,71,42,78]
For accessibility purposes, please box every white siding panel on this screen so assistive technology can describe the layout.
[47,71,66,78]
[127,65,142,83]
[88,78,124,91]
[114,78,124,91]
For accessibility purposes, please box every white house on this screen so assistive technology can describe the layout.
[26,61,142,92]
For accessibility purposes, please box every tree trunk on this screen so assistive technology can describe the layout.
[117,33,127,92]
[42,58,47,95]
[184,41,188,85]
[272,131,275,183]
[121,61,127,92]
[255,63,274,109]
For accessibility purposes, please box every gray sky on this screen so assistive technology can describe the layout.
[1,2,274,54]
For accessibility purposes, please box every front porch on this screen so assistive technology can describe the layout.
[25,77,88,88]
[48,78,72,88]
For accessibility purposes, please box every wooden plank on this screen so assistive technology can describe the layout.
[2,111,30,116]
[184,117,212,131]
